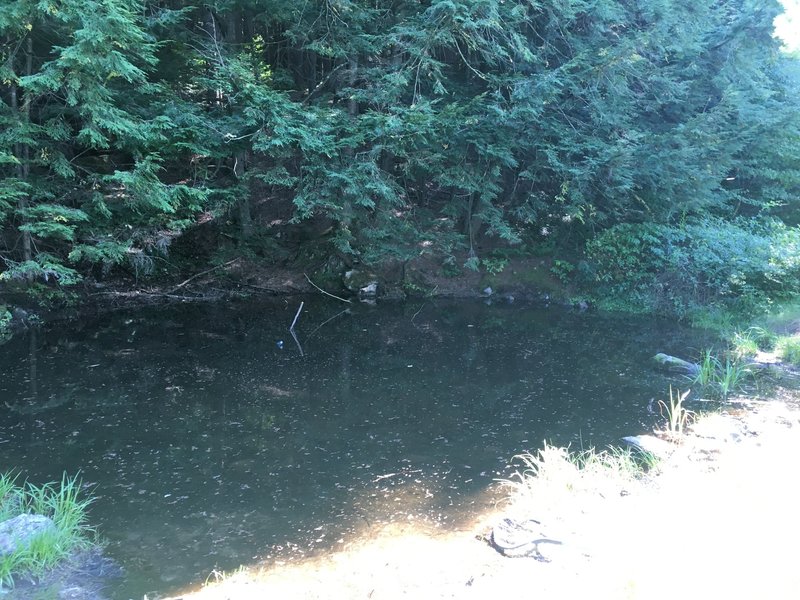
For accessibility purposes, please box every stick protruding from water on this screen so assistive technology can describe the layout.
[289,302,304,356]
[290,302,304,332]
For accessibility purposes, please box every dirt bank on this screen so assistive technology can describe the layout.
[1,253,572,333]
[162,388,800,600]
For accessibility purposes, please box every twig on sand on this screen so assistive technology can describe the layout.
[304,273,351,303]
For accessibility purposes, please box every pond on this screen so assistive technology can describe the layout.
[0,298,708,598]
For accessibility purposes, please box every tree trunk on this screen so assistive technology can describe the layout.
[12,36,34,276]
[225,9,253,240]
[233,153,253,239]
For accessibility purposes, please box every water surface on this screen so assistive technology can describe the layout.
[0,298,705,598]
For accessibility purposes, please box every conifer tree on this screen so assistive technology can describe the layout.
[0,0,797,287]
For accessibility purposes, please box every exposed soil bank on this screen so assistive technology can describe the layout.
[1,254,572,333]
[162,390,800,600]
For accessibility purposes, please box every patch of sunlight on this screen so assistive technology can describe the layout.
[776,0,800,52]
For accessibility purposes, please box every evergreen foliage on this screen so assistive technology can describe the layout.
[586,219,800,315]
[0,0,798,313]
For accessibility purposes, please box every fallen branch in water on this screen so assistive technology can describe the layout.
[304,273,351,303]
[411,303,426,322]
[290,302,304,332]
[306,308,350,339]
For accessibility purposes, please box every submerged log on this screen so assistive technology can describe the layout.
[652,353,700,376]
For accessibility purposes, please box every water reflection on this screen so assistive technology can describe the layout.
[0,299,705,598]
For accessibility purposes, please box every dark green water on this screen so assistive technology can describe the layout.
[0,298,705,598]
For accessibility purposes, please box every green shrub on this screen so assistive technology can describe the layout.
[585,219,800,317]
[731,327,777,357]
[550,259,575,284]
[482,257,508,275]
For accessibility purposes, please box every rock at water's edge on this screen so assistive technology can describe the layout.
[622,435,675,458]
[0,514,56,556]
[359,282,378,298]
[652,353,700,376]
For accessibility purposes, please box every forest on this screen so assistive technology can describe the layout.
[2,0,800,318]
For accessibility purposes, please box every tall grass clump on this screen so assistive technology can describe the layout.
[0,473,22,522]
[694,350,717,388]
[501,443,655,516]
[0,473,96,590]
[572,445,659,477]
[689,350,751,399]
[658,388,695,437]
[731,329,760,359]
[717,357,750,398]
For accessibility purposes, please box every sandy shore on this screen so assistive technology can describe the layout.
[165,390,800,600]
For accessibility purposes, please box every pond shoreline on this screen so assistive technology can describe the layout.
[6,291,793,598]
[5,298,690,598]
[1,255,575,335]
[13,388,798,599]
[161,387,800,600]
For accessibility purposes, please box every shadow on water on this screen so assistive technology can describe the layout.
[0,298,712,598]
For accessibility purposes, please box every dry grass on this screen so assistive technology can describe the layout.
[166,396,800,600]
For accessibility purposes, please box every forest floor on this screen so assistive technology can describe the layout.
[164,384,800,600]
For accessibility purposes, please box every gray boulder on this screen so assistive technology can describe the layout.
[652,353,700,376]
[622,434,675,458]
[359,282,378,298]
[0,514,56,556]
[343,269,377,291]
